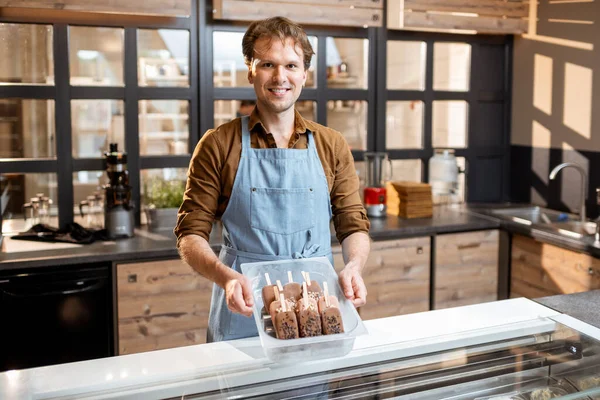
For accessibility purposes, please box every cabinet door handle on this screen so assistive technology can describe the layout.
[458,243,481,250]
[589,267,596,276]
[416,247,423,254]
[128,274,138,283]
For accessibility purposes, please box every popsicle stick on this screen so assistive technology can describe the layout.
[273,285,279,299]
[288,270,293,284]
[323,281,330,308]
[265,273,272,286]
[302,281,308,308]
[276,280,283,291]
[279,293,286,312]
[306,272,311,283]
[301,271,308,283]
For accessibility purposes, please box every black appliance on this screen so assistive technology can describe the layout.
[0,264,113,372]
[104,143,134,239]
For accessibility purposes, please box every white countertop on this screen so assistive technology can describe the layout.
[0,298,572,400]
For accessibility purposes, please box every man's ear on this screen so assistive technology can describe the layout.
[248,68,254,84]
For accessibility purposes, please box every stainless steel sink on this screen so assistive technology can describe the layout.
[487,206,596,240]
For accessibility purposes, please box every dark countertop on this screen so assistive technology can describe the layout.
[536,290,600,329]
[0,205,498,272]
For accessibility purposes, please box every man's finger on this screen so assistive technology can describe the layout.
[339,273,354,299]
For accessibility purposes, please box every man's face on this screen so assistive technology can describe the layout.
[248,36,307,116]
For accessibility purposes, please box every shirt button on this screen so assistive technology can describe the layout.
[252,188,256,192]
[309,188,313,191]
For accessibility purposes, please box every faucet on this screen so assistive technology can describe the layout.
[549,162,587,224]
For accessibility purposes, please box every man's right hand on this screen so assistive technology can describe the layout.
[224,275,254,317]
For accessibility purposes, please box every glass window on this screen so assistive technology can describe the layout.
[71,100,125,158]
[432,100,468,148]
[386,101,423,149]
[327,38,368,89]
[387,41,426,90]
[214,100,253,127]
[390,159,422,182]
[1,172,58,234]
[73,170,105,229]
[0,99,56,159]
[327,100,367,151]
[138,29,190,87]
[141,167,186,209]
[139,100,189,155]
[296,101,316,121]
[213,32,317,89]
[0,23,54,85]
[69,26,124,86]
[433,42,471,92]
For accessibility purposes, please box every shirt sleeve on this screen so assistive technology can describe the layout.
[174,129,223,247]
[331,134,370,243]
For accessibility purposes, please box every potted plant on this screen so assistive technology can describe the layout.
[143,178,185,232]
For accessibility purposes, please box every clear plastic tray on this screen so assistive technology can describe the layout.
[240,257,368,364]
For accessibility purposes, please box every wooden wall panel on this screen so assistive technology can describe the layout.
[334,237,431,321]
[435,230,499,310]
[0,0,191,17]
[389,0,528,34]
[213,0,383,28]
[116,259,212,355]
[511,234,600,299]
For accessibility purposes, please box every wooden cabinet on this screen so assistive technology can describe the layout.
[0,0,191,17]
[333,237,431,321]
[511,234,600,298]
[434,230,499,310]
[116,259,212,355]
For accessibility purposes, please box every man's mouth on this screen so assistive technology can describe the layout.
[268,88,291,95]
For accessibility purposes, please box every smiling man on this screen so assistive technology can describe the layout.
[175,17,371,342]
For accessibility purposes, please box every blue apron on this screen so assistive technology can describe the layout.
[207,115,333,342]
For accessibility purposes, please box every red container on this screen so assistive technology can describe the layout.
[363,187,386,205]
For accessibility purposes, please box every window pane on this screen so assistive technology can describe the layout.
[326,38,368,89]
[69,26,124,86]
[0,23,54,85]
[214,100,252,127]
[296,101,315,121]
[327,100,367,151]
[0,99,55,158]
[139,100,189,155]
[433,42,471,92]
[138,29,190,87]
[71,100,125,158]
[1,172,58,234]
[390,159,422,182]
[387,41,426,90]
[140,168,186,227]
[386,101,423,149]
[213,32,317,89]
[73,171,106,229]
[432,100,468,148]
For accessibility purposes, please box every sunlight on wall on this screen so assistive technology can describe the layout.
[563,62,593,139]
[533,54,553,115]
[531,120,551,185]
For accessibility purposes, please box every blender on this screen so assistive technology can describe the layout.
[363,152,393,218]
[103,143,134,239]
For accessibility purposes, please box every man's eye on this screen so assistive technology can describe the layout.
[288,64,298,69]
[262,63,272,68]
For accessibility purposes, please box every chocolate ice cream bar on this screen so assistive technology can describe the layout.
[302,272,323,295]
[317,295,340,314]
[274,294,299,339]
[284,271,302,301]
[262,284,277,311]
[297,282,322,337]
[321,306,344,335]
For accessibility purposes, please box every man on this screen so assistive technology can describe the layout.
[175,16,370,342]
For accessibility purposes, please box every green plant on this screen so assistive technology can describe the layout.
[143,178,185,209]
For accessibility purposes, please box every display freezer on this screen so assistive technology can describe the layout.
[2,298,600,400]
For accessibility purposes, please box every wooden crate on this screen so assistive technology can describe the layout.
[213,0,384,28]
[388,0,529,34]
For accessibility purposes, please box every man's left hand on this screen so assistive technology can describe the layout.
[338,263,367,307]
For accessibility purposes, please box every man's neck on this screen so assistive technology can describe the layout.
[258,107,295,147]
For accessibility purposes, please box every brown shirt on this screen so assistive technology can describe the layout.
[174,108,370,246]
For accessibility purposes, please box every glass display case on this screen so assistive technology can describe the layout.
[3,299,600,400]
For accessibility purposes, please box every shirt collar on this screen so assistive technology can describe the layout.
[247,106,310,137]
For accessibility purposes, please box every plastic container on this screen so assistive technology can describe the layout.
[240,257,368,364]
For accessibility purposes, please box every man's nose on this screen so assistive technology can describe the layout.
[271,66,286,83]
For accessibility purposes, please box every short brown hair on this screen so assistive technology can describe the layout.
[242,16,314,71]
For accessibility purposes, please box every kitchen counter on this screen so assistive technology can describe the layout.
[536,289,600,329]
[0,205,499,271]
